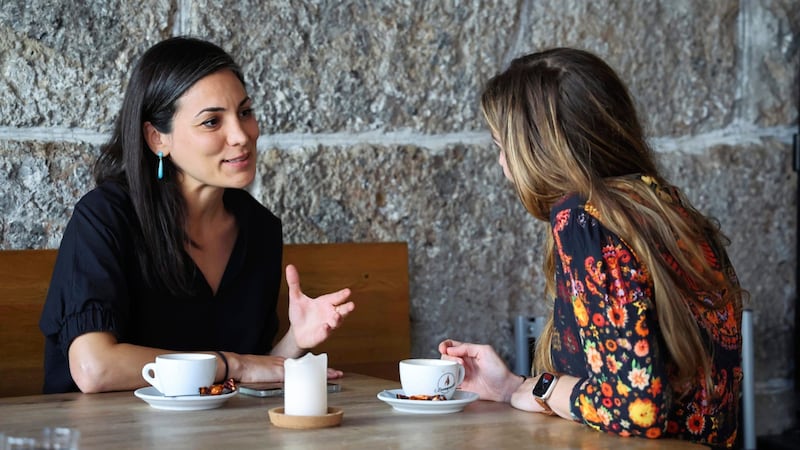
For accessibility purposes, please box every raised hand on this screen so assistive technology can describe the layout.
[285,264,354,350]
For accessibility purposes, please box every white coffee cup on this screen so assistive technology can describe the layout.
[141,353,216,396]
[399,358,465,400]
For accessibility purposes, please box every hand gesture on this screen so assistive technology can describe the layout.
[286,264,354,350]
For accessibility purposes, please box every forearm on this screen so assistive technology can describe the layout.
[70,332,232,392]
[69,337,173,393]
[270,327,305,359]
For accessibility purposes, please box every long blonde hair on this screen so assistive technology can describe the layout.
[480,48,743,390]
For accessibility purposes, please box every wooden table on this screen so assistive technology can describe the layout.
[0,374,706,449]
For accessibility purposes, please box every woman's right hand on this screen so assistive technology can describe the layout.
[438,339,523,403]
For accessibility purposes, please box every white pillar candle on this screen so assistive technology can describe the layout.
[284,352,328,416]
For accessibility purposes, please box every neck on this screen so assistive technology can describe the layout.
[180,185,230,248]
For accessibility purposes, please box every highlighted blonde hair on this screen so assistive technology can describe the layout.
[480,48,744,391]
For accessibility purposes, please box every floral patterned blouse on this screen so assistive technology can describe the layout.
[549,193,742,448]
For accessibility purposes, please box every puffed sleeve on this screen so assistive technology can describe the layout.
[40,183,136,357]
[551,202,671,438]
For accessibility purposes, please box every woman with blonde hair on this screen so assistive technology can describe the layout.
[439,48,744,449]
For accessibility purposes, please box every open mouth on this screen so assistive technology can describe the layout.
[223,154,249,163]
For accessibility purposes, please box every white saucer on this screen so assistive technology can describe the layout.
[134,386,237,411]
[377,389,479,414]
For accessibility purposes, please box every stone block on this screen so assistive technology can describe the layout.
[0,0,172,130]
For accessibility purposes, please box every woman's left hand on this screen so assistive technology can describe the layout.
[285,264,354,349]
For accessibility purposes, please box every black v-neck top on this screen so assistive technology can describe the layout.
[39,181,283,393]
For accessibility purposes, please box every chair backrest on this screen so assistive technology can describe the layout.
[513,315,546,376]
[741,308,755,450]
[0,242,410,397]
[0,249,56,398]
[276,242,411,381]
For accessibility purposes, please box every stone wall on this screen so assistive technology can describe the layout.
[1,0,798,437]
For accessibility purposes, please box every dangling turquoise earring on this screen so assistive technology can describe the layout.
[157,152,164,180]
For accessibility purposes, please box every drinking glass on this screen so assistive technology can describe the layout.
[4,427,80,449]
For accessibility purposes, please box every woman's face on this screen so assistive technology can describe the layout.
[492,134,513,182]
[150,69,259,194]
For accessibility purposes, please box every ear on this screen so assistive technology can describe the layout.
[143,121,169,157]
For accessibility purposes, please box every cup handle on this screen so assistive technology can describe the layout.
[456,364,466,386]
[142,362,158,388]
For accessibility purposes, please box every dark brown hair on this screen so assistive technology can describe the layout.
[94,36,245,296]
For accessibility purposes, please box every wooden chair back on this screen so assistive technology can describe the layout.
[0,242,409,397]
[277,242,410,380]
[0,249,56,398]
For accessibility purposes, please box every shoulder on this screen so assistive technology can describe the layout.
[71,180,136,226]
[549,193,596,230]
[549,193,625,253]
[75,180,132,212]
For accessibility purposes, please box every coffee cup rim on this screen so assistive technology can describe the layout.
[399,358,457,366]
[156,353,216,362]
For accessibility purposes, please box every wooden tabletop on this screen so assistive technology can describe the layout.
[0,373,706,449]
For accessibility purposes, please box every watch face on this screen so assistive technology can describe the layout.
[532,372,556,397]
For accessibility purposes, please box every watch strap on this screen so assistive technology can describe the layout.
[534,396,557,415]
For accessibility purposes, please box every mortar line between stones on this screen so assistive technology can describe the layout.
[502,0,533,67]
[174,0,192,36]
[735,0,751,124]
[0,125,794,155]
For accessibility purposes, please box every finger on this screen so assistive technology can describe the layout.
[285,264,302,299]
[320,288,351,304]
[443,344,471,359]
[326,368,344,379]
[328,311,343,329]
[334,301,355,316]
[438,339,462,354]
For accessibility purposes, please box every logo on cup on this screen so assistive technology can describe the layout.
[436,372,457,394]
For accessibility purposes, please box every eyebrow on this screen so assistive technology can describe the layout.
[194,97,252,118]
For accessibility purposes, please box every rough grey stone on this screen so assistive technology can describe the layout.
[0,140,96,248]
[0,0,172,130]
[515,0,740,137]
[186,0,519,133]
[739,0,800,127]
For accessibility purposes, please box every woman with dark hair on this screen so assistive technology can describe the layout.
[40,36,354,394]
[439,48,744,449]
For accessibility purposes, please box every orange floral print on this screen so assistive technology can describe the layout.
[549,194,740,448]
[633,339,649,357]
[629,398,657,428]
[579,394,602,424]
[634,316,649,336]
[608,304,628,327]
[573,297,589,327]
[686,413,706,435]
[645,427,662,439]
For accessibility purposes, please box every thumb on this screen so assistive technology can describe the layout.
[285,264,301,299]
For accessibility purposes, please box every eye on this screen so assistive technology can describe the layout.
[240,108,254,119]
[201,117,220,128]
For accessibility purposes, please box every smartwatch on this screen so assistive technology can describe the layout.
[531,372,558,415]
